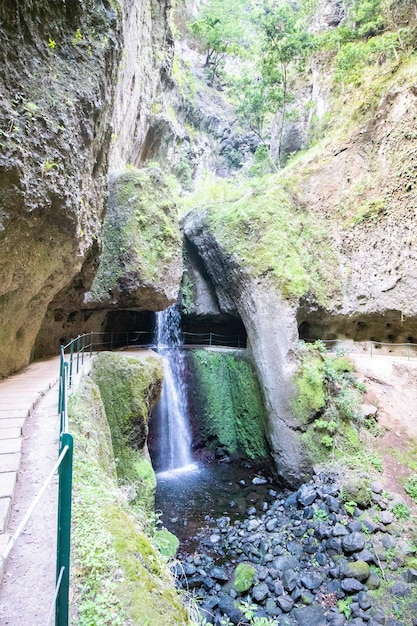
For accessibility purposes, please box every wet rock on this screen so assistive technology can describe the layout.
[252,476,268,485]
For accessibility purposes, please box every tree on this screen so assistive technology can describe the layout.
[256,0,316,164]
[189,0,254,85]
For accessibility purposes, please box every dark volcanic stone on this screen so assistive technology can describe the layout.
[297,484,318,506]
[342,532,365,554]
[282,568,298,592]
[390,581,411,597]
[218,593,243,624]
[341,577,365,593]
[300,572,323,590]
[293,605,327,625]
[277,594,294,612]
[403,568,417,583]
[252,582,269,602]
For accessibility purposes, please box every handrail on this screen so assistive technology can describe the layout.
[0,445,69,564]
[319,339,417,359]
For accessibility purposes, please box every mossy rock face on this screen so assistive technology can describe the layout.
[347,561,370,582]
[233,563,256,593]
[91,351,163,488]
[187,349,269,461]
[88,165,183,310]
[69,379,188,625]
[341,478,372,509]
[153,529,180,558]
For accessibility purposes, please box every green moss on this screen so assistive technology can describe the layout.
[341,478,372,509]
[347,561,370,582]
[69,378,188,625]
[153,529,180,558]
[293,344,366,464]
[90,165,181,301]
[233,563,256,593]
[180,175,336,305]
[90,352,163,509]
[188,350,269,460]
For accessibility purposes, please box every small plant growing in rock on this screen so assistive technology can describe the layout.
[405,475,417,503]
[392,502,410,520]
[313,508,329,521]
[337,597,352,618]
[47,38,56,49]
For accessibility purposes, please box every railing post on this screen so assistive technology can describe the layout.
[69,341,74,387]
[90,332,93,359]
[82,334,85,365]
[209,333,212,346]
[55,433,73,626]
[370,342,373,358]
[58,346,64,414]
[76,335,81,373]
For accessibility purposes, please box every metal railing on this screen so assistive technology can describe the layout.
[320,339,417,359]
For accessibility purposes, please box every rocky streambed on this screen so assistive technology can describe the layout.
[171,469,417,626]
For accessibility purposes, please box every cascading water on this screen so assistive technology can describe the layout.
[152,306,196,474]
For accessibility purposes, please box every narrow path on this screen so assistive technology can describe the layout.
[0,387,59,625]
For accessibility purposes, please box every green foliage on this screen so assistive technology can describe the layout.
[344,500,358,516]
[172,157,194,191]
[392,503,410,520]
[294,344,366,463]
[248,144,276,176]
[337,597,352,619]
[90,165,181,301]
[188,350,269,460]
[194,175,335,303]
[233,563,256,593]
[313,508,329,521]
[189,0,253,85]
[152,529,179,558]
[405,475,417,502]
[292,353,326,422]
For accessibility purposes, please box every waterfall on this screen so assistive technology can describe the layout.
[153,306,196,474]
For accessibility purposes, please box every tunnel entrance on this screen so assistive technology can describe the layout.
[101,309,247,349]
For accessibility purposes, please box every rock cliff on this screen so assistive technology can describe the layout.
[182,210,312,487]
[0,0,182,376]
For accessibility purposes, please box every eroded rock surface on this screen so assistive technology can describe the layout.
[182,210,312,488]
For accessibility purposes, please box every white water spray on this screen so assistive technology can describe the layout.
[154,306,197,474]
